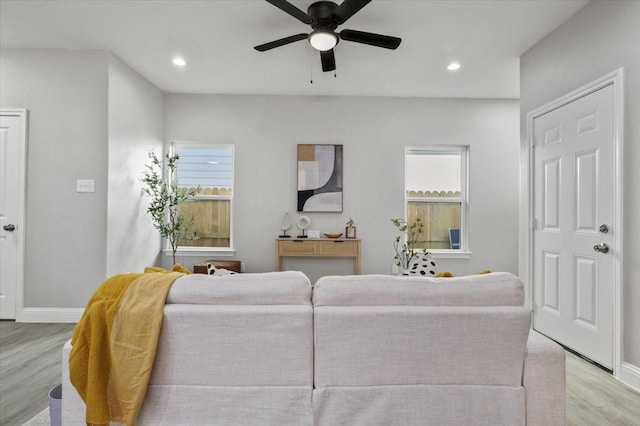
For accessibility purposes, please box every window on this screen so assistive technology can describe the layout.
[405,147,468,253]
[171,143,234,251]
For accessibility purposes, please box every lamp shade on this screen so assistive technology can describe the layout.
[309,30,338,51]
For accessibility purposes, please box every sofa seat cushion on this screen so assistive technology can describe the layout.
[313,272,523,306]
[167,271,311,305]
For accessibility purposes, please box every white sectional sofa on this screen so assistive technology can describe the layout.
[312,273,565,426]
[62,271,565,425]
[63,271,314,425]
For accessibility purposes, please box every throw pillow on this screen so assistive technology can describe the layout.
[207,263,238,276]
[144,264,191,274]
[408,252,437,276]
[436,270,492,277]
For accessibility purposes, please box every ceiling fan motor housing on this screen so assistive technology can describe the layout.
[308,1,341,30]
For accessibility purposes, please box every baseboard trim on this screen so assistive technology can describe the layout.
[18,307,83,323]
[619,362,640,393]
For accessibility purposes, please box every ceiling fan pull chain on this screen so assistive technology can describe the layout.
[309,45,314,84]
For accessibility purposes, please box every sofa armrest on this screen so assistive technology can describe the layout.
[62,340,87,425]
[523,330,565,426]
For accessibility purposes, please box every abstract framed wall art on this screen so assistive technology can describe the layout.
[297,144,343,212]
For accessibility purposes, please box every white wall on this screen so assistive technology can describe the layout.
[0,49,110,312]
[164,94,520,283]
[0,49,165,318]
[520,0,640,382]
[0,49,520,317]
[106,55,164,276]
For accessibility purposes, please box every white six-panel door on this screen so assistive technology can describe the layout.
[0,110,27,320]
[533,84,615,369]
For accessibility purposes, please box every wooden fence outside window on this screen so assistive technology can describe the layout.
[177,187,231,248]
[407,190,461,250]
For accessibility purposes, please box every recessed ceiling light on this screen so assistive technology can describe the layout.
[172,57,187,67]
[447,62,461,71]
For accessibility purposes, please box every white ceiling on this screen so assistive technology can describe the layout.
[0,0,589,99]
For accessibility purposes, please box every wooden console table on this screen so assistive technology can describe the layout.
[275,238,361,274]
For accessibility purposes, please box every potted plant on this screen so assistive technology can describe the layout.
[345,218,357,239]
[391,217,424,274]
[142,151,195,265]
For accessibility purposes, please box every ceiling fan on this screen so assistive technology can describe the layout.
[254,0,401,72]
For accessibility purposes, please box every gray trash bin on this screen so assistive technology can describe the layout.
[49,384,62,426]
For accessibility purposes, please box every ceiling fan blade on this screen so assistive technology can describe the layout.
[320,49,336,72]
[333,0,372,24]
[254,33,308,52]
[340,29,401,49]
[265,0,312,24]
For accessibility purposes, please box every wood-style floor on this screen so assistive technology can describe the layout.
[0,321,74,426]
[566,351,640,425]
[1,321,639,426]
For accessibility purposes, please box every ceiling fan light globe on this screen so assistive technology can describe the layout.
[309,30,337,51]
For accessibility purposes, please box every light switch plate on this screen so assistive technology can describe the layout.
[76,179,95,193]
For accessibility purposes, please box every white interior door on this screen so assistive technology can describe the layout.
[0,110,27,320]
[532,84,615,369]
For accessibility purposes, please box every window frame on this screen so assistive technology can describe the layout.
[405,145,471,258]
[165,142,235,257]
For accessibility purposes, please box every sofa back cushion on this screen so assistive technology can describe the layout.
[155,271,314,389]
[153,304,313,387]
[313,272,530,388]
[314,305,531,387]
[313,272,524,306]
[167,270,311,305]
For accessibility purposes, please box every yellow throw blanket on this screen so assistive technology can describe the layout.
[70,265,189,426]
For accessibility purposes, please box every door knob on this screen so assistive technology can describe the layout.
[593,243,609,254]
[3,224,16,232]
